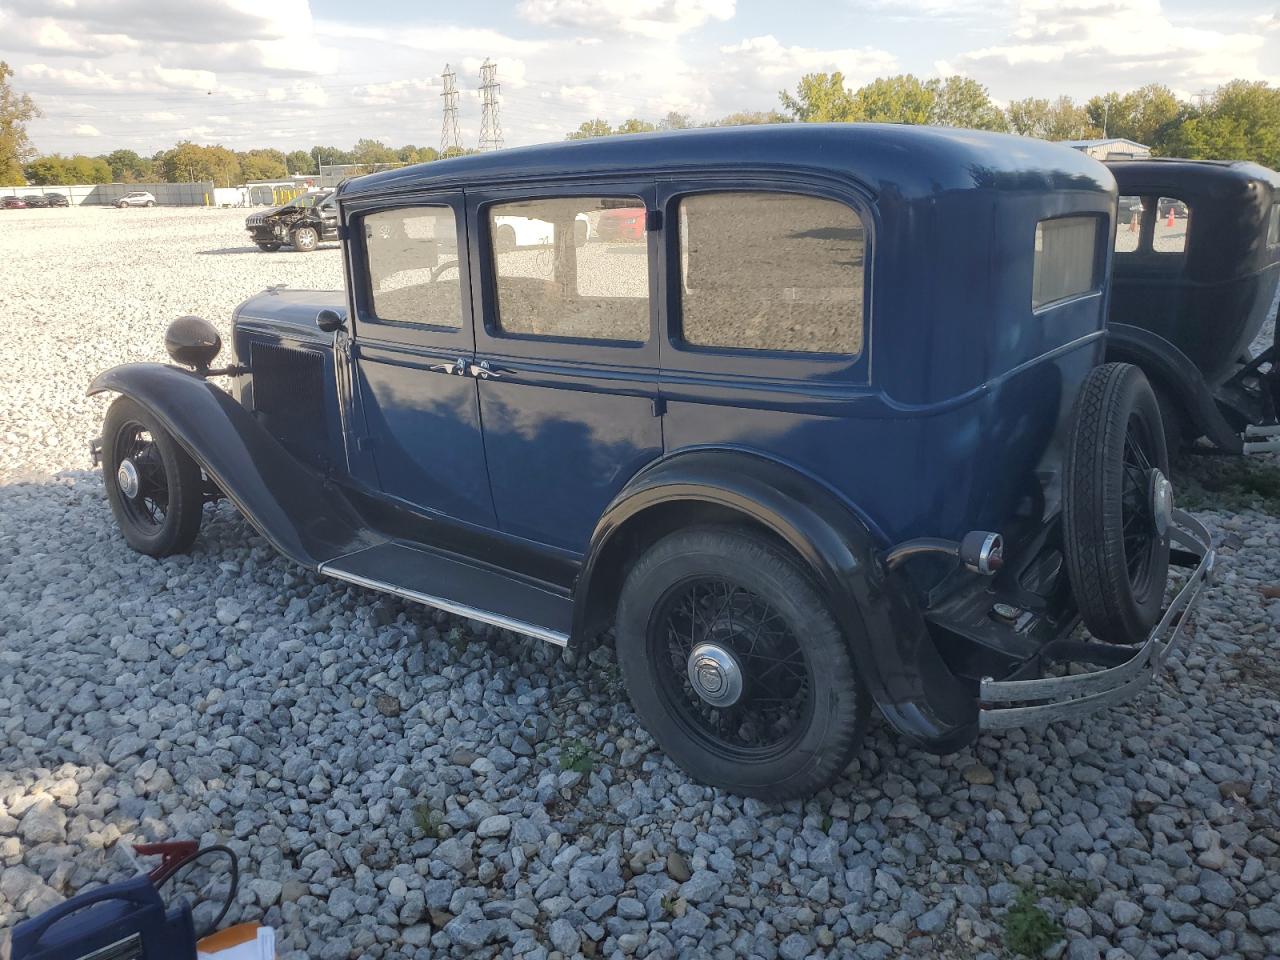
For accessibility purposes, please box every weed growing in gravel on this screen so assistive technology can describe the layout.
[1003,888,1064,957]
[559,738,596,774]
[413,803,445,838]
[1177,458,1280,514]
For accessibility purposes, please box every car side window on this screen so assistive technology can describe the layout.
[1116,196,1142,253]
[1033,216,1101,310]
[676,192,865,355]
[363,207,463,329]
[1270,203,1280,247]
[489,197,649,342]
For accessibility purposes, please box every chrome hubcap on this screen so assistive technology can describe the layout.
[686,642,744,708]
[117,458,140,499]
[1149,469,1173,537]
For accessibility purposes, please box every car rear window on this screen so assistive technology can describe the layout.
[363,206,463,328]
[1116,197,1142,253]
[489,197,649,342]
[1033,216,1100,310]
[676,192,865,355]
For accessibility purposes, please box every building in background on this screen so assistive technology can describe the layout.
[1060,138,1151,161]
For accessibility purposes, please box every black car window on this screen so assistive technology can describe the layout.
[489,197,649,342]
[363,207,463,329]
[676,192,865,355]
[1033,216,1101,310]
[1155,197,1189,254]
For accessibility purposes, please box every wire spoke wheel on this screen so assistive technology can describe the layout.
[1120,414,1158,595]
[113,421,171,531]
[650,576,813,759]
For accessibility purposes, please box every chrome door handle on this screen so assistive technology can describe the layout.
[429,358,467,375]
[468,361,503,379]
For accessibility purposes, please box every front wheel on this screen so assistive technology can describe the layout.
[291,226,319,252]
[256,241,282,252]
[145,200,155,207]
[616,526,869,800]
[102,396,204,557]
[1063,363,1172,644]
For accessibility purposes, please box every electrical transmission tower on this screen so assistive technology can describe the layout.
[440,64,461,154]
[478,59,503,152]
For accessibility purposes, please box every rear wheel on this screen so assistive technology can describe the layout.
[1063,363,1172,644]
[292,226,319,252]
[616,526,869,800]
[145,200,155,207]
[102,396,203,557]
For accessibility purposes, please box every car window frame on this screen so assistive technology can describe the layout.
[468,179,660,369]
[342,190,475,354]
[658,176,874,386]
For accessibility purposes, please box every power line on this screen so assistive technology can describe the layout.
[478,59,503,152]
[440,64,461,154]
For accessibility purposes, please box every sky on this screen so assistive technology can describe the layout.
[4,0,1279,157]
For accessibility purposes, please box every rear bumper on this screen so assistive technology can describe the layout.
[978,509,1214,730]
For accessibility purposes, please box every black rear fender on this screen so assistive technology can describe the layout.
[576,448,978,750]
[88,363,379,568]
[1106,323,1243,452]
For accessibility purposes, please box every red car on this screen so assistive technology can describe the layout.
[1,196,28,209]
[595,206,646,241]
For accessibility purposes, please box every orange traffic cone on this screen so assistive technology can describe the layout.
[1166,208,1175,228]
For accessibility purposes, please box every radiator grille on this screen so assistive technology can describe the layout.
[250,341,330,465]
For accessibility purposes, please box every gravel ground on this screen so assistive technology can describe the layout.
[2,206,1279,960]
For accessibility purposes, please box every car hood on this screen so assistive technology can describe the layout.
[234,288,346,340]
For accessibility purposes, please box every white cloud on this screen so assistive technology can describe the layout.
[5,0,310,45]
[71,123,100,136]
[719,35,897,83]
[952,0,1275,88]
[518,0,735,39]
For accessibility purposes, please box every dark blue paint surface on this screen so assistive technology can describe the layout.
[263,125,1116,565]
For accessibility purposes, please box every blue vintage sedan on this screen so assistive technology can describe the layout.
[90,125,1212,799]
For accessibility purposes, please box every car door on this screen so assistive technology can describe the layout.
[468,183,663,553]
[345,192,497,528]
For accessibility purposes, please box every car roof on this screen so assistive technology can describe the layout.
[1106,157,1280,195]
[340,124,1113,202]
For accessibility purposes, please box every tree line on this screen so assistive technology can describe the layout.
[568,76,1280,169]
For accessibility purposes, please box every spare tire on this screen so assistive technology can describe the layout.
[1063,363,1173,645]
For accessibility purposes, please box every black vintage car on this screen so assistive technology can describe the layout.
[1105,158,1280,455]
[91,127,1212,800]
[244,191,338,252]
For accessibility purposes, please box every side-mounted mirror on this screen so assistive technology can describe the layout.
[316,309,346,333]
[164,315,221,370]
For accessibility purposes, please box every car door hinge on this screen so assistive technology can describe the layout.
[651,396,667,417]
[646,209,663,232]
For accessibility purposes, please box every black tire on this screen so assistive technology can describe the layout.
[1063,363,1171,645]
[102,396,203,557]
[292,226,319,252]
[495,224,517,253]
[616,526,870,800]
[145,200,155,207]
[256,242,282,252]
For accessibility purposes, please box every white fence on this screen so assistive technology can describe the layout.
[0,182,216,206]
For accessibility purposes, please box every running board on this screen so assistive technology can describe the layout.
[1242,423,1280,453]
[319,542,571,647]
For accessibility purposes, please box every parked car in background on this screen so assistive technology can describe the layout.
[115,191,156,208]
[1105,158,1280,456]
[245,191,338,252]
[1,196,27,209]
[45,193,69,207]
[492,210,590,250]
[595,205,647,242]
[22,194,50,208]
[90,126,1211,799]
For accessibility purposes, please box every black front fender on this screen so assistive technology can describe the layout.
[89,363,380,568]
[1106,323,1242,452]
[576,448,978,751]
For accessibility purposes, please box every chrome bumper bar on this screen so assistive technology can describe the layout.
[978,509,1214,731]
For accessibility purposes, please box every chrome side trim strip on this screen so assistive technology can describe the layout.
[978,510,1214,731]
[318,561,570,647]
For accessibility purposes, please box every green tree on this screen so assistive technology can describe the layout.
[396,144,439,164]
[658,111,694,130]
[67,154,111,183]
[102,149,154,182]
[1085,84,1185,153]
[312,145,354,166]
[351,138,398,165]
[1171,81,1280,167]
[566,119,614,140]
[1,61,40,185]
[160,142,241,187]
[779,72,858,122]
[710,110,791,126]
[850,74,935,124]
[238,148,288,181]
[615,118,657,135]
[285,149,315,174]
[928,76,1007,131]
[1006,96,1097,140]
[23,155,70,185]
